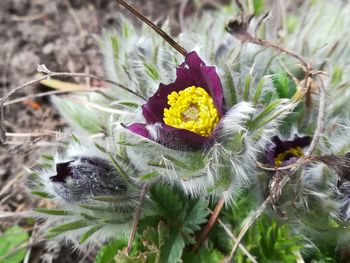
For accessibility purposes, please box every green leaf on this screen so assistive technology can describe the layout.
[331,66,343,84]
[159,232,185,263]
[139,172,158,181]
[248,99,282,131]
[35,208,72,216]
[182,247,224,263]
[80,225,102,244]
[243,74,252,101]
[253,0,265,15]
[150,184,183,220]
[273,72,289,98]
[182,198,209,243]
[223,68,237,107]
[94,237,128,263]
[114,250,157,263]
[31,191,52,198]
[42,154,54,161]
[92,195,130,202]
[287,15,298,33]
[49,220,89,235]
[95,143,108,154]
[117,101,140,108]
[111,36,119,60]
[142,61,160,81]
[71,133,81,143]
[163,152,204,171]
[0,225,29,263]
[80,204,129,213]
[272,72,296,99]
[107,152,133,188]
[253,78,265,105]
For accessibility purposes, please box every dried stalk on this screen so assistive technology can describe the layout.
[192,196,225,251]
[304,77,326,157]
[115,0,188,57]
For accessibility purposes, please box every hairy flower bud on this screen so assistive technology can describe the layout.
[50,156,128,202]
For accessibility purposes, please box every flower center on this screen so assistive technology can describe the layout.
[163,86,219,137]
[274,147,304,167]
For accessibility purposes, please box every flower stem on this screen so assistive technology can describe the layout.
[192,196,225,251]
[126,183,149,255]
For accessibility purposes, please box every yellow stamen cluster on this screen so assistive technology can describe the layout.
[163,86,219,137]
[274,147,304,167]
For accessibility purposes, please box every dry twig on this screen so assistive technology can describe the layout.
[304,77,326,157]
[115,0,188,57]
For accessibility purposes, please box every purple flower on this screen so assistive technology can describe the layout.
[265,135,312,167]
[127,51,224,150]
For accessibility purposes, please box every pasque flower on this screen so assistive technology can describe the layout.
[265,135,312,167]
[50,156,128,202]
[127,51,224,150]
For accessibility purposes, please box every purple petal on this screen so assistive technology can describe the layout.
[201,66,224,116]
[184,50,205,68]
[265,135,312,166]
[157,124,209,150]
[126,122,209,150]
[50,161,73,182]
[142,51,224,123]
[126,123,150,138]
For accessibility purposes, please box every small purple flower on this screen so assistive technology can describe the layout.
[127,51,224,150]
[265,135,312,167]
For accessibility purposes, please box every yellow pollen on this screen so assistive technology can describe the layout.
[163,86,219,137]
[274,147,304,167]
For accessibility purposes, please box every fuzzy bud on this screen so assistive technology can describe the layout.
[50,156,128,202]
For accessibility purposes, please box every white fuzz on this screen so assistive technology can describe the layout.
[217,101,255,139]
